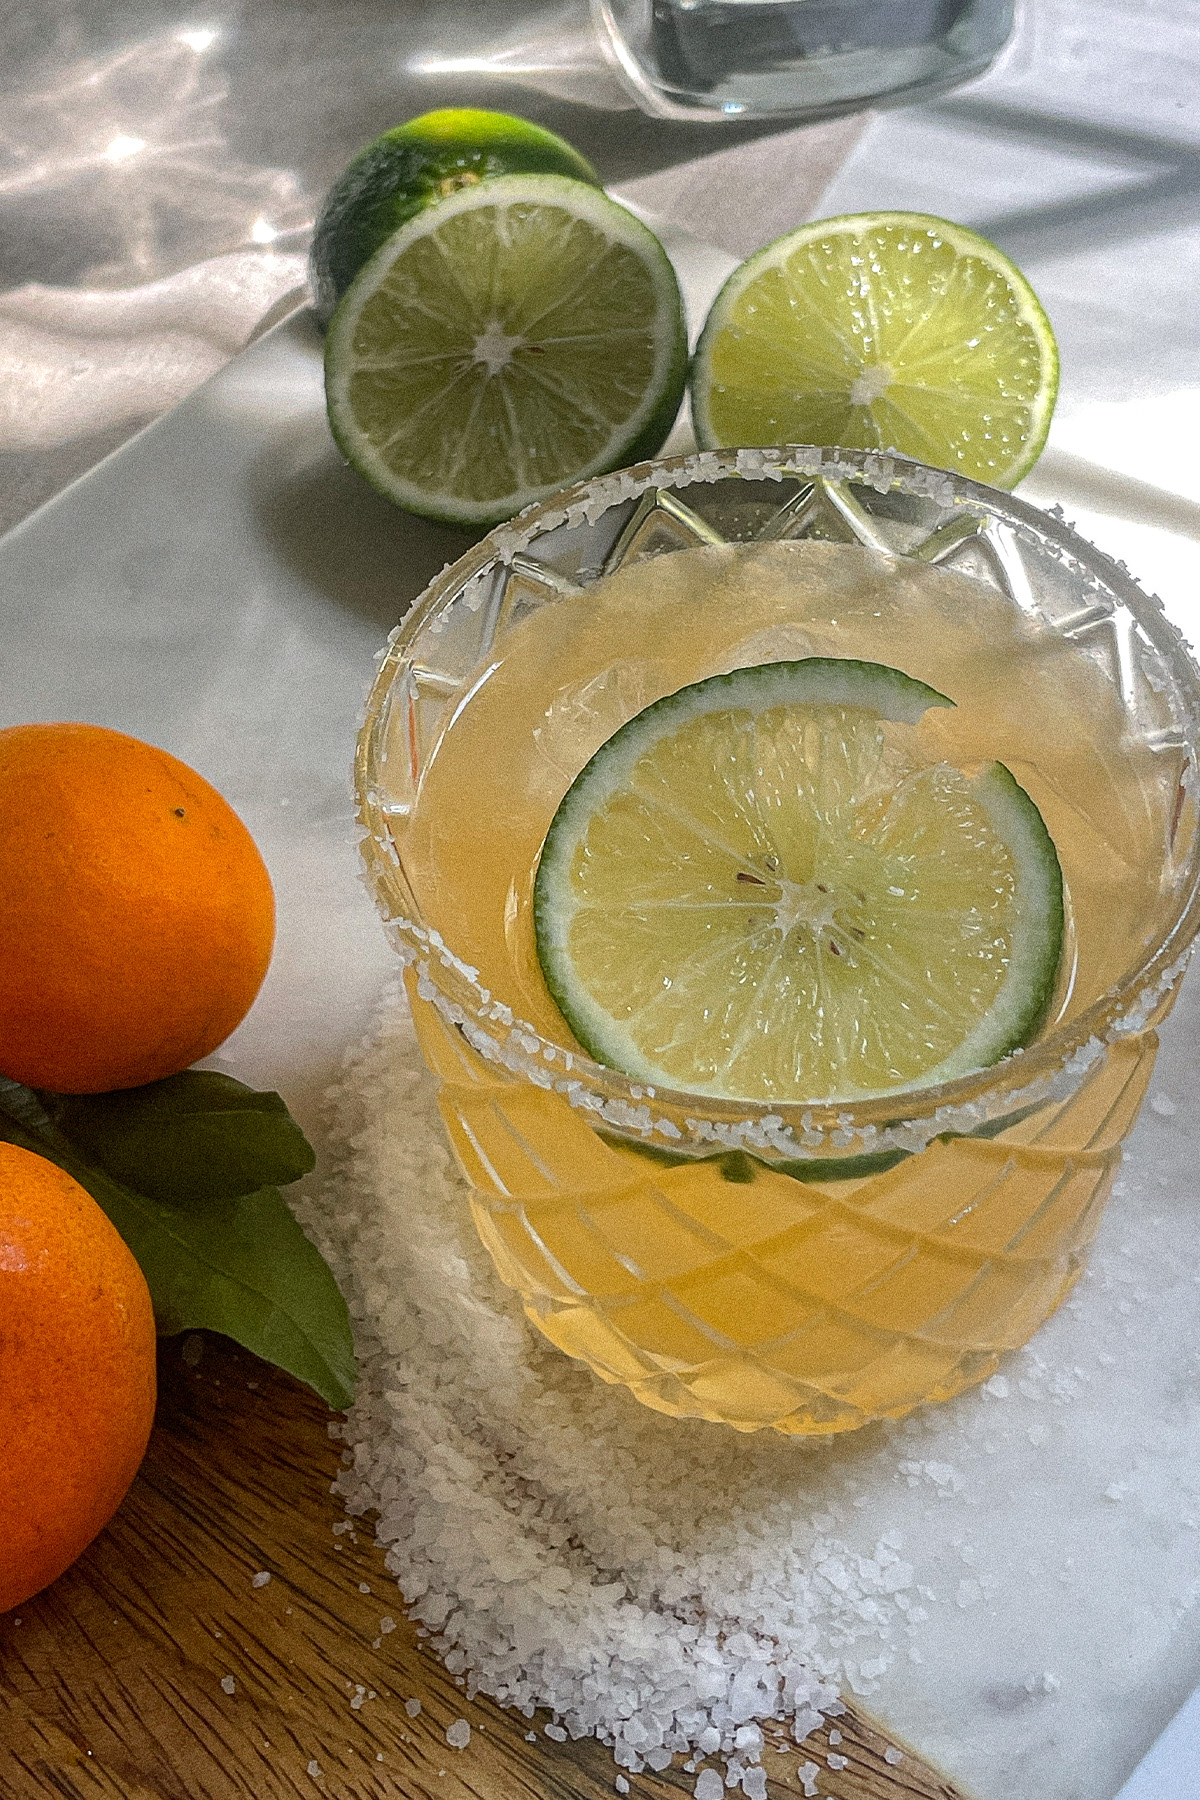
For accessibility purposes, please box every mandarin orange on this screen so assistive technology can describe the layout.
[0,723,275,1093]
[0,1141,157,1613]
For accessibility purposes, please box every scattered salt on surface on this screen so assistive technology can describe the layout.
[220,1675,236,1696]
[1150,1092,1177,1117]
[304,996,942,1775]
[358,1582,372,1594]
[884,1746,903,1765]
[615,1777,630,1794]
[446,1720,472,1749]
[252,1571,271,1588]
[405,1697,422,1718]
[307,1759,323,1778]
[300,983,1200,1798]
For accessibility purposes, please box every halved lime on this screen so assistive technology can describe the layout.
[324,175,688,528]
[310,109,600,328]
[690,212,1059,489]
[534,658,1063,1103]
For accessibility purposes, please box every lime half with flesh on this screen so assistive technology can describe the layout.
[310,109,600,328]
[324,174,688,528]
[690,212,1059,489]
[534,657,1064,1103]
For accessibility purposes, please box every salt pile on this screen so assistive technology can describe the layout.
[305,987,923,1779]
[300,980,1200,1798]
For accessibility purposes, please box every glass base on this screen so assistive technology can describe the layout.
[407,971,1163,1436]
[594,0,1016,121]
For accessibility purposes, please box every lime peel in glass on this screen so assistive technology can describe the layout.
[534,657,1064,1104]
[690,211,1059,490]
[324,175,688,528]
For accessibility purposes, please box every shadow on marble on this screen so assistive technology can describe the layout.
[933,97,1200,262]
[248,415,480,633]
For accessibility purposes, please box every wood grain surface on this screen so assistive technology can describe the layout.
[0,1334,967,1800]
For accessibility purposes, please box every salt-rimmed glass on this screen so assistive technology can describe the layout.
[356,447,1200,1436]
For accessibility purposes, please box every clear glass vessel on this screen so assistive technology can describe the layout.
[356,447,1200,1436]
[412,0,1015,126]
[592,0,1016,120]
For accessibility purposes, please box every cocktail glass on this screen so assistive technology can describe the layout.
[356,447,1200,1435]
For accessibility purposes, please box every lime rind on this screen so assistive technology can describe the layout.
[538,659,953,835]
[324,174,688,529]
[690,210,1059,490]
[310,110,600,328]
[924,760,1064,1082]
[534,657,1064,1104]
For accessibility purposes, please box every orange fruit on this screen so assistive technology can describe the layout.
[0,1141,157,1612]
[0,723,275,1093]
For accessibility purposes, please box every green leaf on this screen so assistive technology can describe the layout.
[54,1071,317,1205]
[0,1079,356,1411]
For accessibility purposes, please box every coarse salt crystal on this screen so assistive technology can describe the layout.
[446,1720,471,1749]
[406,1698,422,1718]
[220,1675,236,1696]
[307,997,976,1787]
[884,1746,903,1765]
[251,1571,271,1588]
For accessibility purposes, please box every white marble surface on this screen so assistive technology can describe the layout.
[2,217,1199,1800]
[4,7,1200,1792]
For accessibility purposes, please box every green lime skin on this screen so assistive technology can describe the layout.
[310,109,601,328]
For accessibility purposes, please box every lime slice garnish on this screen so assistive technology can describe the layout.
[534,658,1064,1103]
[690,212,1059,489]
[324,175,688,528]
[310,109,600,328]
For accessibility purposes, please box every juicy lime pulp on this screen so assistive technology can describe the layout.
[310,109,600,328]
[690,211,1059,490]
[533,658,1064,1104]
[324,175,688,528]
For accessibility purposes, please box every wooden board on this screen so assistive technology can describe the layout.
[0,1334,967,1800]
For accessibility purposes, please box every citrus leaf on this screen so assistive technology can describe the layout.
[0,1079,356,1411]
[55,1071,316,1206]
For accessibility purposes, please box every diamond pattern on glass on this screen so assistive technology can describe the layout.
[360,450,1195,1437]
[423,986,1153,1435]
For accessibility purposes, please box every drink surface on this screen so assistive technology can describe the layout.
[393,540,1172,1433]
[403,540,1167,1055]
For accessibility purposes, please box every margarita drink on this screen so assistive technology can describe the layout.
[361,463,1199,1436]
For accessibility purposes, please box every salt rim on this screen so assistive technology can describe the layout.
[356,445,1200,1166]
